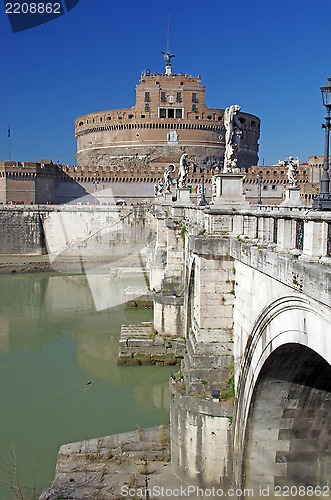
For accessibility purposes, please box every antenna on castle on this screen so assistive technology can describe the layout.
[161,15,175,76]
[8,124,11,161]
[167,15,170,53]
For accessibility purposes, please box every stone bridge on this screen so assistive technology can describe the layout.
[1,200,330,496]
[149,199,331,494]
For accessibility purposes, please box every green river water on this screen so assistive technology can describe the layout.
[0,272,171,499]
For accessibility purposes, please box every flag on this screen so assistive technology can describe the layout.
[8,126,10,138]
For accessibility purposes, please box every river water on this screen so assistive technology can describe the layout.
[0,272,171,498]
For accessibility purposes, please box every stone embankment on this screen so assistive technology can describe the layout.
[39,425,209,500]
[0,254,51,273]
[118,322,185,365]
[39,426,171,500]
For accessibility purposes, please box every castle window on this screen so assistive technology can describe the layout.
[192,104,198,112]
[141,114,145,118]
[207,115,212,120]
[192,93,197,102]
[239,117,246,124]
[79,121,83,126]
[144,92,150,102]
[176,92,182,103]
[128,114,134,119]
[159,108,183,119]
[145,103,150,111]
[271,185,277,190]
[161,91,166,102]
[251,120,256,127]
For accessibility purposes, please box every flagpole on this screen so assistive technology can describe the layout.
[8,126,11,161]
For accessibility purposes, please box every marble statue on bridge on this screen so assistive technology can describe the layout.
[163,165,176,194]
[154,179,164,197]
[223,104,243,173]
[178,154,190,188]
[278,157,300,187]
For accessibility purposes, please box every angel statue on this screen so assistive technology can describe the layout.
[178,153,190,188]
[163,165,176,193]
[154,179,164,197]
[278,157,300,187]
[286,157,300,187]
[161,50,175,67]
[223,104,243,173]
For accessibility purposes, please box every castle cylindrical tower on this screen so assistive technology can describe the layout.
[75,72,260,172]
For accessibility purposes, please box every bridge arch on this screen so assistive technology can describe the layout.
[242,343,331,491]
[234,295,331,490]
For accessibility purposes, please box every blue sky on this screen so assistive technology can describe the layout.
[0,0,330,166]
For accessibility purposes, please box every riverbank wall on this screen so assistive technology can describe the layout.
[0,204,153,262]
[0,207,47,255]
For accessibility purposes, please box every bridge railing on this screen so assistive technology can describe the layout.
[180,205,331,262]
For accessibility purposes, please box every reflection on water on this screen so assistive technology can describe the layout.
[0,273,170,498]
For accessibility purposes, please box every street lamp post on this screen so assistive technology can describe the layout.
[257,174,263,205]
[93,175,100,205]
[198,159,208,206]
[313,76,331,210]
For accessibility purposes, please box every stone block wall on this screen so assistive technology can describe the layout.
[170,389,233,487]
[0,208,46,254]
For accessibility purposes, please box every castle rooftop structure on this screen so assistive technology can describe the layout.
[75,65,260,173]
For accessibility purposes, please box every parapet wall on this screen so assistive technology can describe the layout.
[0,205,153,258]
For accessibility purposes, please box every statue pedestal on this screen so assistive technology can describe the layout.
[281,186,303,208]
[164,192,173,202]
[176,188,191,202]
[211,173,249,208]
[156,192,173,205]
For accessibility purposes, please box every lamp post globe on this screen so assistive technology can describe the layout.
[321,76,331,109]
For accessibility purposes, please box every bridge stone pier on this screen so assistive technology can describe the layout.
[149,199,331,496]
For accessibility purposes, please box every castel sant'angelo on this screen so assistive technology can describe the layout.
[74,52,260,188]
[1,53,321,205]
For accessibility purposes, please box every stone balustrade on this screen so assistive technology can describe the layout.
[154,203,331,262]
